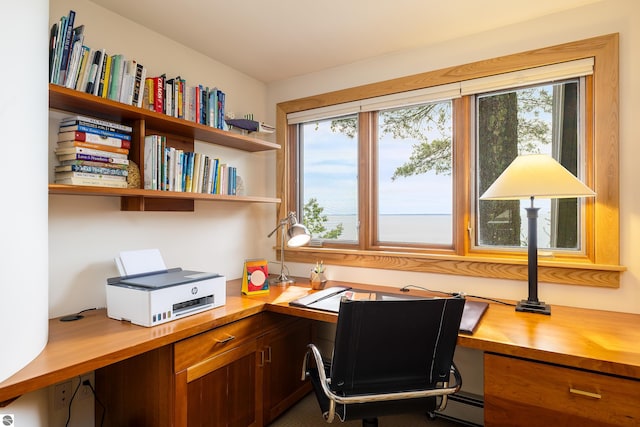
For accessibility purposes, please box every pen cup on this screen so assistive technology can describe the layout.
[310,272,327,290]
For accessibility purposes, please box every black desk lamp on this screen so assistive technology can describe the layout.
[268,211,311,286]
[480,154,595,315]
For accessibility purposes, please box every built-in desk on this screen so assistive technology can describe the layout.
[1,280,639,426]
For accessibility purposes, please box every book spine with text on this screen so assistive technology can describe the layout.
[60,115,133,132]
[55,164,128,176]
[52,16,68,84]
[97,51,110,97]
[58,124,131,141]
[55,171,127,181]
[54,176,128,188]
[56,153,129,165]
[54,146,128,160]
[57,159,128,170]
[58,10,76,85]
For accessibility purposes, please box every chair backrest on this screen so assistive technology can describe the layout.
[329,297,465,396]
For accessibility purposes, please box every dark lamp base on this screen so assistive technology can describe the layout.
[516,300,551,315]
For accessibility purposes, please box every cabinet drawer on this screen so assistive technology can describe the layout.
[174,314,262,372]
[485,353,640,426]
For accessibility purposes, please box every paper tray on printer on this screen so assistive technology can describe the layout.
[116,268,222,290]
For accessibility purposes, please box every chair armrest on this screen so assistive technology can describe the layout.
[302,343,462,422]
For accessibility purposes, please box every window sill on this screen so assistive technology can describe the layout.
[283,247,625,288]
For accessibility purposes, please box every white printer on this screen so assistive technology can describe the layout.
[106,249,226,327]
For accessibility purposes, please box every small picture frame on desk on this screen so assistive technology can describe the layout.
[242,258,269,295]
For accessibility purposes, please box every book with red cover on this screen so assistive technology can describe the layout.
[56,140,129,155]
[58,130,131,149]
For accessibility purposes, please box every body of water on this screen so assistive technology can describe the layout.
[324,214,453,244]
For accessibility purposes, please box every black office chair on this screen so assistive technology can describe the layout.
[302,296,465,426]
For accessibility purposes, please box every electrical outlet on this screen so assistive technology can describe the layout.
[78,374,93,400]
[54,380,72,410]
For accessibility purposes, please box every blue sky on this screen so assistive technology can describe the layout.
[302,118,453,215]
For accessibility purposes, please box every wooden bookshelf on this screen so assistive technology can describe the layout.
[49,84,280,152]
[48,84,280,211]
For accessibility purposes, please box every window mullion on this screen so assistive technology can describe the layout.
[453,96,472,255]
[359,111,375,250]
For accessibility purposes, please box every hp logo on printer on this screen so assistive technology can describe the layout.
[191,286,198,295]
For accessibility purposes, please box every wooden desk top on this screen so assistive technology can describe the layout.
[2,279,639,404]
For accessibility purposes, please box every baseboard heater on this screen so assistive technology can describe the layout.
[436,392,484,426]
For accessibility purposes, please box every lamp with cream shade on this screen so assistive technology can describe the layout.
[480,154,595,314]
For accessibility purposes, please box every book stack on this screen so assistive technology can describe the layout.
[54,115,132,188]
[144,135,237,194]
[49,11,147,108]
[50,10,227,130]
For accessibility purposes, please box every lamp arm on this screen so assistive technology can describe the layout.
[267,219,287,238]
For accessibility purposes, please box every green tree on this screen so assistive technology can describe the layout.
[477,93,521,246]
[328,87,566,247]
[303,198,344,239]
[333,88,552,179]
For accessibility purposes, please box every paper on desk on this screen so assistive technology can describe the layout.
[272,286,312,304]
[116,249,167,276]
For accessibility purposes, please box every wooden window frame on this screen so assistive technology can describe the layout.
[275,34,623,288]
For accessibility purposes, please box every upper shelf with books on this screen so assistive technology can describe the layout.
[49,84,280,153]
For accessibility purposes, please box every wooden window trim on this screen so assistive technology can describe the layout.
[276,34,623,288]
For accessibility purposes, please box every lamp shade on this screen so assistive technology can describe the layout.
[287,223,311,247]
[480,154,595,200]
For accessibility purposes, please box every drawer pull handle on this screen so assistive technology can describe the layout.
[214,335,236,344]
[569,388,601,399]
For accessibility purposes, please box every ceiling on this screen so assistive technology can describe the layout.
[89,0,603,83]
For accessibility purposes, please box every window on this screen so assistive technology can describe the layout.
[475,79,586,252]
[295,101,454,247]
[298,115,359,243]
[277,34,622,288]
[377,102,453,246]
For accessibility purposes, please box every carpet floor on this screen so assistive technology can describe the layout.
[268,393,466,427]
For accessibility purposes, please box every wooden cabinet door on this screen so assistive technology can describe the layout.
[184,339,263,427]
[262,317,313,424]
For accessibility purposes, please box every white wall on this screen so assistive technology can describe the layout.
[48,0,277,320]
[0,0,50,423]
[0,0,49,386]
[267,0,640,315]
